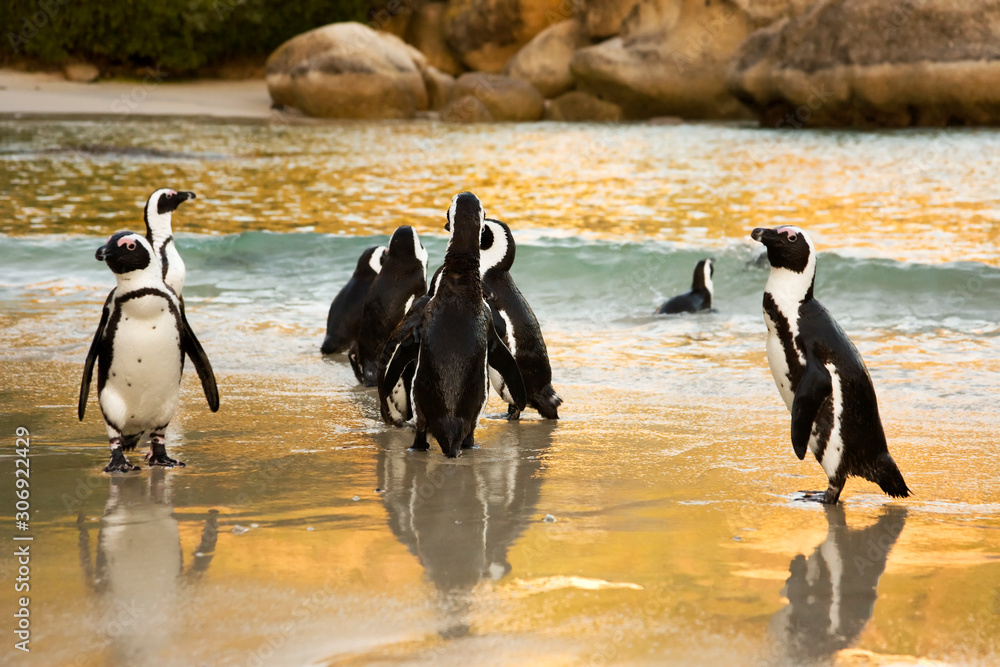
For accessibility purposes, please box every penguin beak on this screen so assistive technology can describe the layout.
[751,227,779,246]
[178,191,196,203]
[95,243,110,261]
[444,220,451,232]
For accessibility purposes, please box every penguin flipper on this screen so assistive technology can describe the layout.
[790,363,832,460]
[487,324,527,412]
[180,308,220,412]
[380,330,419,399]
[79,291,113,421]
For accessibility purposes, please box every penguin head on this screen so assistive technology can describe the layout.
[692,258,715,294]
[386,226,428,274]
[356,245,387,278]
[445,215,515,275]
[444,192,485,253]
[96,231,155,275]
[751,226,815,275]
[147,188,195,216]
[480,219,515,275]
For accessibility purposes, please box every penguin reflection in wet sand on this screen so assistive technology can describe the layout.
[751,226,909,504]
[381,192,526,457]
[321,245,386,355]
[656,258,714,314]
[79,231,219,472]
[351,226,427,386]
[143,188,196,295]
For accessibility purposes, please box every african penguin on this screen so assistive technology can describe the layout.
[321,245,386,355]
[143,188,196,295]
[656,258,714,314]
[456,217,562,420]
[751,225,909,504]
[380,192,526,457]
[352,226,427,386]
[377,293,429,426]
[79,231,219,473]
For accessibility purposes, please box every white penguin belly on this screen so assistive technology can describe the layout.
[811,363,845,479]
[764,311,795,411]
[102,298,182,433]
[387,377,411,424]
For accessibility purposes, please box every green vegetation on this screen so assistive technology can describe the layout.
[2,0,369,74]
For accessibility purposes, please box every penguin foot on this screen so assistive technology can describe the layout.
[410,430,429,452]
[461,433,475,449]
[104,450,141,473]
[147,441,185,468]
[797,489,841,505]
[506,404,522,421]
[147,453,185,467]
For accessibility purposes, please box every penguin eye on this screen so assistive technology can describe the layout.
[126,241,136,250]
[786,232,798,242]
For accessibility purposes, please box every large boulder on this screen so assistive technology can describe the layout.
[405,2,466,75]
[544,91,623,121]
[727,0,1000,127]
[422,65,455,110]
[444,0,576,73]
[440,95,496,122]
[447,72,545,120]
[504,18,588,98]
[266,22,429,119]
[570,0,814,120]
[575,0,639,40]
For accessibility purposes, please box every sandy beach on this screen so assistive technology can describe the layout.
[0,69,273,118]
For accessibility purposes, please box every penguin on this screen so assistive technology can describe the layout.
[655,258,714,314]
[79,231,219,473]
[454,217,562,420]
[143,188,196,295]
[376,293,429,426]
[320,245,386,355]
[750,225,909,503]
[380,192,526,457]
[351,226,428,386]
[376,220,526,426]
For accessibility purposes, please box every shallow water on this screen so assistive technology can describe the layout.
[1,117,998,666]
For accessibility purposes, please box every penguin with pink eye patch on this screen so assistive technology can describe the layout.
[79,231,219,473]
[751,225,909,504]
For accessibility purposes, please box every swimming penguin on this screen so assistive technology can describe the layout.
[656,258,714,314]
[143,188,196,295]
[456,217,562,420]
[751,225,909,503]
[79,231,219,473]
[380,192,526,457]
[321,245,386,355]
[352,226,428,386]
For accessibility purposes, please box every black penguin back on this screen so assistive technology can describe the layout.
[356,227,428,385]
[322,245,383,355]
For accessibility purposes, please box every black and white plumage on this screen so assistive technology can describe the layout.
[751,225,909,504]
[351,226,427,386]
[474,218,562,419]
[143,188,196,295]
[79,231,219,473]
[380,192,526,457]
[656,258,714,314]
[321,245,386,355]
